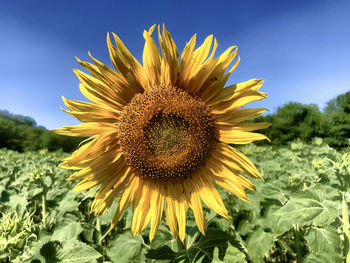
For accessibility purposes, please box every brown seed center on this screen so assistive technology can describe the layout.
[118,85,216,183]
[144,112,190,157]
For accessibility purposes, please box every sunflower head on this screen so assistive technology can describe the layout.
[53,24,270,242]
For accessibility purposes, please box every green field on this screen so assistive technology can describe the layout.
[1,139,349,262]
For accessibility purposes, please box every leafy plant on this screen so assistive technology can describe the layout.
[0,138,349,262]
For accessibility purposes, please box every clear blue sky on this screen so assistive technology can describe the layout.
[1,0,349,129]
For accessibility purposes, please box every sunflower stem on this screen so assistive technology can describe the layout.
[41,194,47,229]
[293,224,303,263]
[96,217,102,247]
[343,194,350,263]
[143,243,151,250]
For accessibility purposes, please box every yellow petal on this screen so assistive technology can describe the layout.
[131,179,152,235]
[66,167,91,181]
[206,37,218,63]
[199,56,240,102]
[143,26,161,88]
[235,174,256,191]
[203,166,247,201]
[107,33,145,92]
[62,96,119,123]
[158,24,179,85]
[218,126,270,144]
[190,46,238,94]
[178,34,197,83]
[200,73,230,101]
[88,52,135,102]
[72,155,124,192]
[90,166,130,216]
[72,174,102,192]
[165,185,179,238]
[172,184,188,242]
[149,183,165,241]
[183,178,206,235]
[51,122,116,137]
[76,55,134,104]
[104,175,139,238]
[194,172,229,218]
[74,69,124,110]
[69,152,125,191]
[62,139,121,169]
[208,79,264,105]
[178,35,214,93]
[215,108,268,126]
[67,133,118,164]
[210,90,268,114]
[215,143,262,179]
[207,153,256,191]
[59,139,96,169]
[191,35,214,72]
[226,122,271,132]
[75,57,105,82]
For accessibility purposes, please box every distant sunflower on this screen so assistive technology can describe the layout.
[53,24,270,242]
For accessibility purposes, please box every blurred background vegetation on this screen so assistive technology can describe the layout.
[0,111,82,152]
[254,91,350,148]
[0,91,349,153]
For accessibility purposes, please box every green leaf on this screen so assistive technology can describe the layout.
[304,225,341,254]
[23,231,52,263]
[19,230,101,263]
[57,191,81,216]
[146,245,177,261]
[259,159,282,172]
[106,231,146,263]
[57,240,102,263]
[246,228,274,263]
[175,228,240,263]
[210,243,247,263]
[208,217,232,233]
[52,217,83,242]
[274,197,338,226]
[237,220,253,236]
[150,225,177,251]
[25,187,43,199]
[259,184,288,205]
[304,251,344,263]
[261,205,293,236]
[43,176,52,188]
[8,194,28,216]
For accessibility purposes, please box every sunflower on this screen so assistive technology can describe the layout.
[53,24,270,242]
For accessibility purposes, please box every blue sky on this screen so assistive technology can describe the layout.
[1,0,349,129]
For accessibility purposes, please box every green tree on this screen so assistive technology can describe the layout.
[324,91,350,147]
[0,110,82,152]
[254,102,325,146]
[325,91,350,114]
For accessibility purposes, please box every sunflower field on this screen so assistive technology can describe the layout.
[0,138,349,263]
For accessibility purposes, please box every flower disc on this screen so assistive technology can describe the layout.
[118,85,216,183]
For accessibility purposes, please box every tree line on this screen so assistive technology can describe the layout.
[254,91,350,148]
[0,111,82,152]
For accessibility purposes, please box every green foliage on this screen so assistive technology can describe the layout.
[0,140,349,262]
[323,91,350,148]
[0,110,82,152]
[254,91,350,148]
[325,91,350,114]
[254,102,327,146]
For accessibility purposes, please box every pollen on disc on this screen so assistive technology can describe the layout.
[118,85,217,183]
